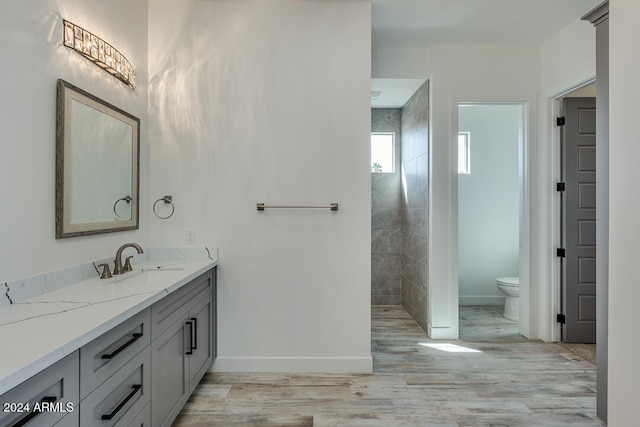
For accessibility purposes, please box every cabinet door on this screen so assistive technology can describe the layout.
[151,271,213,340]
[211,267,217,360]
[150,316,189,427]
[187,294,213,393]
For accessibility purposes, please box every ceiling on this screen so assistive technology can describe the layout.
[371,0,603,47]
[370,0,603,107]
[371,79,427,108]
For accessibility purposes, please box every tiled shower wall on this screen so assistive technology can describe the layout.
[371,108,402,305]
[370,83,429,332]
[400,82,429,332]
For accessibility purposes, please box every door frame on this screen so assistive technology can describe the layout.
[456,102,527,324]
[434,74,595,342]
[449,101,528,337]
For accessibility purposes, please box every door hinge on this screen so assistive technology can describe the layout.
[557,314,566,324]
[557,116,566,126]
[556,182,566,192]
[556,248,566,257]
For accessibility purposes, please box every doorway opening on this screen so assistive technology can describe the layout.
[370,78,429,333]
[457,103,525,342]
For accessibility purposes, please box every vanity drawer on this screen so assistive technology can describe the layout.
[53,411,79,426]
[79,347,150,427]
[0,351,79,427]
[151,271,213,339]
[125,402,150,427]
[80,309,151,398]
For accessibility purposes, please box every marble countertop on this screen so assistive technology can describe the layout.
[0,248,217,395]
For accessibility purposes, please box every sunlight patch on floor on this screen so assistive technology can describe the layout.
[419,343,482,353]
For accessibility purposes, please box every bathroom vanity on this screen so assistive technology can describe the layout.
[0,249,217,427]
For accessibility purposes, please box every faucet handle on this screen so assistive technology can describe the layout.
[99,263,113,279]
[123,256,134,272]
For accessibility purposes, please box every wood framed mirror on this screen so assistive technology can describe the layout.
[55,79,140,238]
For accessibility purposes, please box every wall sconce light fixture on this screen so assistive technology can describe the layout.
[63,20,136,89]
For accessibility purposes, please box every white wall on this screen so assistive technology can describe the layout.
[458,104,522,305]
[374,44,539,338]
[147,0,372,372]
[372,47,432,79]
[608,0,640,423]
[373,18,598,340]
[540,19,597,94]
[0,0,148,282]
[430,44,539,338]
[536,18,596,342]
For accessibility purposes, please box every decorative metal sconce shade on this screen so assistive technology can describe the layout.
[63,20,136,89]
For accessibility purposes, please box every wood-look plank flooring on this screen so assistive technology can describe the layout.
[174,305,601,426]
[459,305,529,343]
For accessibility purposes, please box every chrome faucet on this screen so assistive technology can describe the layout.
[114,243,144,275]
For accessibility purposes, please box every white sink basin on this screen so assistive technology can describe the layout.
[109,265,185,284]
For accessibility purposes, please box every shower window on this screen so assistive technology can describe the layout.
[371,133,395,173]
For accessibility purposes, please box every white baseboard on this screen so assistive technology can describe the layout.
[459,296,506,306]
[211,356,373,373]
[427,325,458,340]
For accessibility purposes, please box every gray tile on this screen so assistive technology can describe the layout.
[372,208,401,231]
[372,187,402,209]
[372,229,402,254]
[372,295,401,305]
[401,254,418,285]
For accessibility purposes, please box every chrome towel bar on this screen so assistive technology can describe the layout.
[257,203,338,211]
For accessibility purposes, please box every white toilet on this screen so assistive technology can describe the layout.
[496,277,519,321]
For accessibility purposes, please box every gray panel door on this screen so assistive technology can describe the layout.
[562,97,596,343]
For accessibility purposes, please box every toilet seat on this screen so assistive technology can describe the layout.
[496,277,519,287]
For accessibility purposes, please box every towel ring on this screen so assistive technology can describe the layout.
[113,195,132,219]
[153,196,174,219]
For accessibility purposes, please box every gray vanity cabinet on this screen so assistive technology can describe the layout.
[150,315,190,426]
[52,413,80,426]
[78,348,150,427]
[78,308,151,427]
[150,269,216,427]
[79,309,151,398]
[0,351,79,427]
[187,295,215,389]
[0,267,216,427]
[126,402,150,426]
